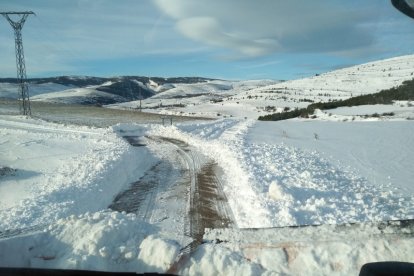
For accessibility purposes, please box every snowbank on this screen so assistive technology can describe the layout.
[0,211,179,273]
[242,120,414,226]
[180,244,263,275]
[147,119,273,228]
[1,210,412,275]
[199,222,414,276]
[0,116,157,231]
[147,118,414,227]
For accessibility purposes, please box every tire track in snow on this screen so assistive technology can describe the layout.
[109,161,165,221]
[109,135,234,255]
[156,137,234,254]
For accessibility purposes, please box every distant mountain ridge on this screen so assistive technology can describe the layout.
[0,76,213,86]
[0,76,214,105]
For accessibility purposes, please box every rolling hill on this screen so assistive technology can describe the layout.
[1,54,414,119]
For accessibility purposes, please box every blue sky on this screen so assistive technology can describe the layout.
[1,0,414,80]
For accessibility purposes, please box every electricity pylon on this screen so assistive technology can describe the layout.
[1,11,35,116]
[138,85,142,112]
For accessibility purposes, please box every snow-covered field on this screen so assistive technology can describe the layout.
[1,55,414,274]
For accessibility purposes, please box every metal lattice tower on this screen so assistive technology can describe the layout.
[1,11,35,116]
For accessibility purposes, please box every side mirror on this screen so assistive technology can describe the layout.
[392,0,414,19]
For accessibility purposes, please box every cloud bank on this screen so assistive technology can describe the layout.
[154,0,376,57]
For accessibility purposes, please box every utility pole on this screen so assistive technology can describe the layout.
[1,11,35,116]
[138,85,142,112]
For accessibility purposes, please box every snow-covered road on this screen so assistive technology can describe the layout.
[109,135,234,253]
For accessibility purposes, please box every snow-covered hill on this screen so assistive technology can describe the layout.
[0,82,75,99]
[112,54,414,119]
[149,79,278,100]
[111,79,281,117]
[241,54,414,108]
[31,88,127,105]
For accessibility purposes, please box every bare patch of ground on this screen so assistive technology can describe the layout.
[0,99,208,127]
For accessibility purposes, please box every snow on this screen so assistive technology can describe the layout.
[268,181,287,201]
[244,121,414,225]
[110,55,414,119]
[238,54,414,114]
[147,120,273,228]
[1,55,414,274]
[0,116,156,230]
[138,235,180,271]
[1,111,413,275]
[1,209,412,275]
[150,80,233,100]
[320,101,414,121]
[140,118,414,227]
[31,88,125,104]
[110,79,280,118]
[0,211,179,273]
[0,82,74,99]
[180,244,263,276]
[247,120,414,195]
[328,102,412,116]
[148,79,278,101]
[201,222,414,276]
[190,237,414,276]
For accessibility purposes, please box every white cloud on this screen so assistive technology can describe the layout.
[176,17,281,56]
[154,0,378,57]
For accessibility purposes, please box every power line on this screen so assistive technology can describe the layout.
[1,11,35,116]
